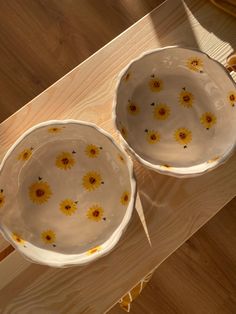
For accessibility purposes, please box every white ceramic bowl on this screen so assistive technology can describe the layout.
[113,47,236,177]
[0,120,136,267]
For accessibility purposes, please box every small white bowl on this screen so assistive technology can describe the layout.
[0,120,136,267]
[113,47,236,177]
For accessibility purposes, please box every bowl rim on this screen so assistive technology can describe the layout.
[112,45,236,178]
[0,119,137,267]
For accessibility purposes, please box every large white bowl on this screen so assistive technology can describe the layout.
[0,120,136,267]
[113,47,236,177]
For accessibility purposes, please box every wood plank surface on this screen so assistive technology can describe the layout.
[0,0,162,122]
[110,197,236,314]
[0,0,236,313]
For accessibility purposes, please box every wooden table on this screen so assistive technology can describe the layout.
[0,0,235,313]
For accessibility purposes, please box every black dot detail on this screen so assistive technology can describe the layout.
[103,217,106,221]
[145,129,148,133]
[184,145,187,149]
[150,102,155,106]
[53,244,56,247]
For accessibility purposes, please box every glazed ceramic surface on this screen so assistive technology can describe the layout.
[0,120,136,267]
[114,47,236,177]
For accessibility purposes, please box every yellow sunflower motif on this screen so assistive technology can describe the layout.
[200,112,217,129]
[127,100,140,115]
[153,103,170,120]
[120,191,130,206]
[86,204,104,222]
[87,245,102,255]
[55,152,76,170]
[12,232,25,245]
[17,148,33,161]
[29,180,52,204]
[82,171,103,191]
[41,230,56,244]
[174,128,192,147]
[179,89,194,108]
[145,130,160,144]
[85,144,100,158]
[148,76,163,92]
[48,127,62,134]
[228,91,236,107]
[186,57,203,72]
[207,156,220,163]
[0,190,5,208]
[59,199,78,216]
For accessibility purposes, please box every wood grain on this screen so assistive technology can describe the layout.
[0,0,235,313]
[110,198,236,314]
[0,0,162,122]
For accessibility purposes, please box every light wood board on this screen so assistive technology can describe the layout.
[0,0,236,313]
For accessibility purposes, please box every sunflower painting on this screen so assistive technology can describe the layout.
[127,100,140,115]
[0,189,5,208]
[145,130,160,144]
[179,89,194,108]
[86,204,104,222]
[85,144,100,158]
[174,128,192,148]
[29,180,52,204]
[120,191,130,206]
[17,148,33,161]
[55,152,76,170]
[82,171,103,191]
[12,232,25,245]
[148,76,163,92]
[228,91,236,107]
[200,112,217,129]
[153,103,170,120]
[41,230,56,244]
[87,246,102,255]
[186,57,203,72]
[59,199,78,216]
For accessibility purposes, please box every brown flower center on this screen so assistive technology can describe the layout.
[230,94,235,101]
[183,95,190,102]
[90,149,96,155]
[129,105,136,111]
[23,152,29,159]
[53,128,57,131]
[36,189,45,197]
[89,177,96,184]
[150,134,157,140]
[206,116,212,123]
[158,108,166,115]
[191,60,198,66]
[153,80,160,88]
[0,199,2,203]
[179,132,186,139]
[93,210,100,217]
[65,205,71,210]
[62,158,69,165]
[124,194,128,202]
[46,235,51,241]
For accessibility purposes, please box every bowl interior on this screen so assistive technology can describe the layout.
[115,47,236,174]
[0,122,134,266]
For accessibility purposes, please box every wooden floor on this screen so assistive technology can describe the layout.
[110,197,236,314]
[0,1,235,313]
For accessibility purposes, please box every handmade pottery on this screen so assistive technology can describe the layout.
[0,120,136,267]
[113,47,236,177]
